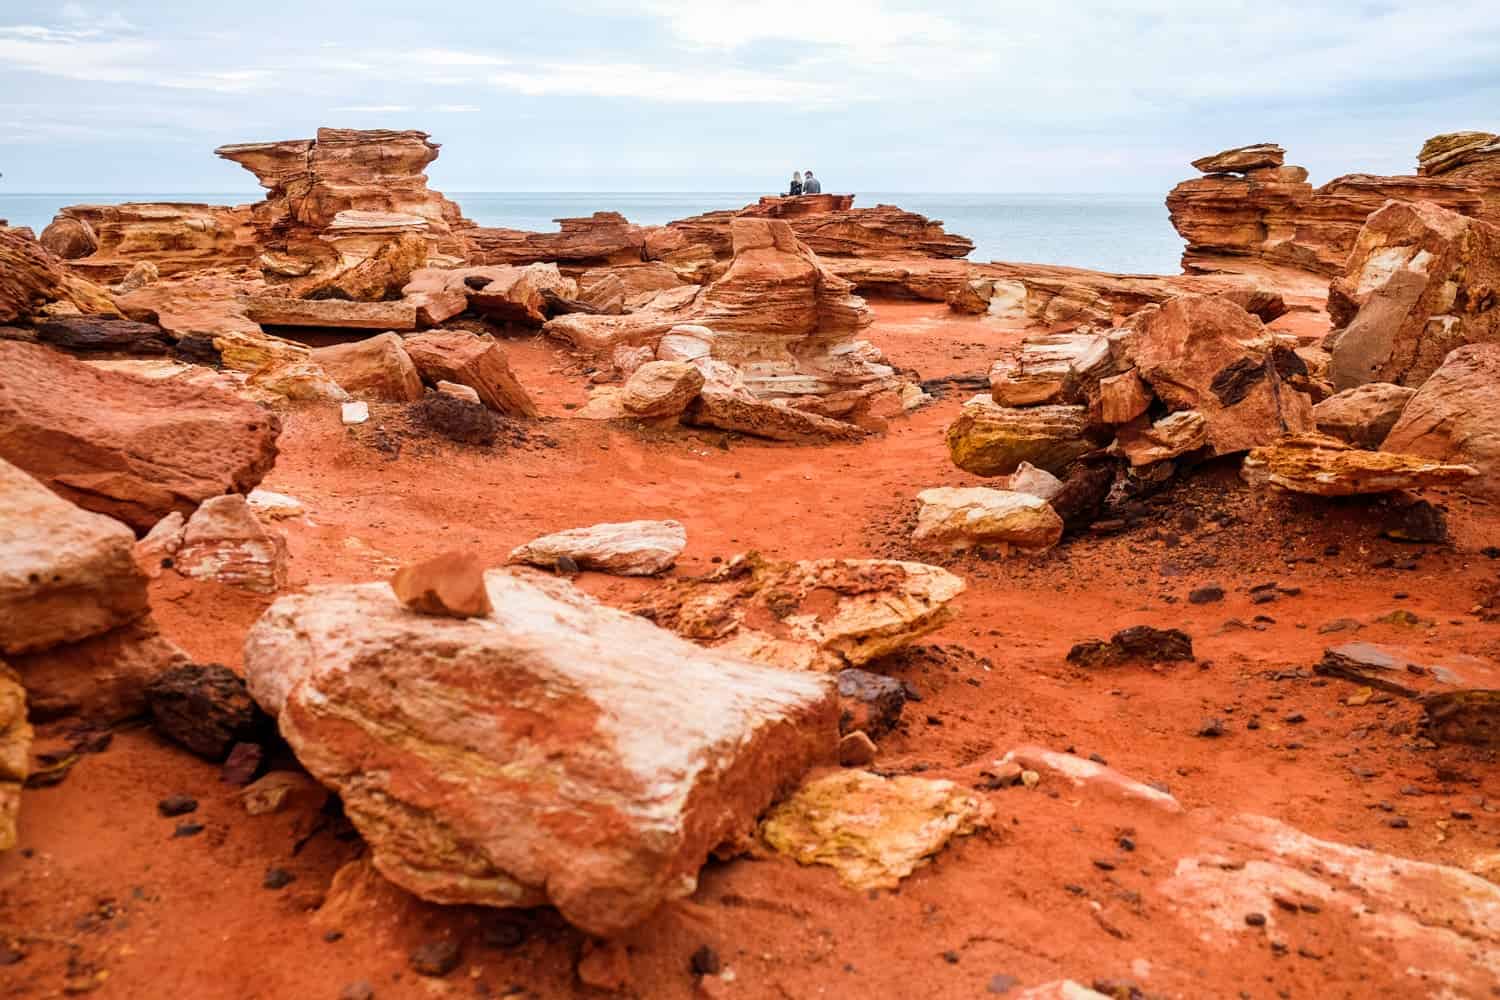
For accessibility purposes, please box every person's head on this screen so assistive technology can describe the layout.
[805,169,815,177]
[793,170,802,181]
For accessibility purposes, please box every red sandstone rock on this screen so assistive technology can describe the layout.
[401,330,537,417]
[1191,143,1286,174]
[242,569,837,936]
[39,203,256,281]
[244,295,419,331]
[0,459,150,655]
[0,228,119,324]
[1313,383,1416,449]
[1327,200,1500,389]
[466,212,648,267]
[311,333,424,402]
[1122,295,1314,455]
[0,341,281,533]
[1382,343,1500,499]
[390,551,492,618]
[10,618,188,723]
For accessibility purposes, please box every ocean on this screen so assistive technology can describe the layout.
[0,191,1186,275]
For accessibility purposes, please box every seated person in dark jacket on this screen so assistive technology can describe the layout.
[788,170,803,196]
[802,169,822,194]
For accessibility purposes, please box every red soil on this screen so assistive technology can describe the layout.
[3,301,1498,999]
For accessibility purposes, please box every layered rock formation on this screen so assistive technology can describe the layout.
[0,341,281,532]
[1,228,120,324]
[243,569,837,936]
[39,203,256,280]
[1168,133,1500,276]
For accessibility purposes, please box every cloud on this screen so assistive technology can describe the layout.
[332,105,413,113]
[489,62,850,104]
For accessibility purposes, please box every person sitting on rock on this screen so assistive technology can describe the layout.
[803,170,822,194]
[788,171,803,196]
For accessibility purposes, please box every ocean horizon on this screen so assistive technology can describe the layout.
[0,191,1187,275]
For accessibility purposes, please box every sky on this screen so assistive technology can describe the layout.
[1,1,1498,194]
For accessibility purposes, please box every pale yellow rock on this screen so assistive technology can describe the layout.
[1242,433,1478,496]
[946,394,1092,477]
[621,361,705,417]
[912,487,1062,552]
[760,769,991,890]
[0,665,30,851]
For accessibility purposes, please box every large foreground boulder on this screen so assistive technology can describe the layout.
[0,341,281,532]
[243,569,837,936]
[1328,200,1500,389]
[0,459,150,654]
[1382,343,1500,498]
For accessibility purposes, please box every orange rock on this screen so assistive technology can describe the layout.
[390,551,493,618]
[401,330,537,417]
[311,333,423,402]
[0,340,281,532]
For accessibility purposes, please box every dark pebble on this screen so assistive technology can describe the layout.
[691,945,722,976]
[262,867,295,890]
[172,822,204,838]
[1092,859,1116,871]
[941,950,960,964]
[1251,592,1277,605]
[409,939,462,978]
[1188,586,1224,605]
[1197,718,1226,738]
[1388,817,1410,829]
[157,795,198,818]
[1118,836,1136,852]
[1451,810,1474,821]
[1284,712,1306,724]
[324,931,344,943]
[1245,912,1267,927]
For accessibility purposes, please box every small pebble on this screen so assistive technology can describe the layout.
[172,822,204,838]
[262,867,295,890]
[1245,913,1267,927]
[157,795,198,818]
[691,945,722,977]
[409,939,462,978]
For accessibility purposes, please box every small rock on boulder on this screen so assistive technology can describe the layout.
[1192,143,1286,174]
[390,551,493,618]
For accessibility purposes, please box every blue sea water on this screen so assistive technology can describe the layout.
[0,191,1185,275]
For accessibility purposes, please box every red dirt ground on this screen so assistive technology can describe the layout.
[3,301,1498,999]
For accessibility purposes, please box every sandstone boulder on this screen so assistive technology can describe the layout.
[945,395,1093,477]
[401,330,536,417]
[245,296,419,331]
[1380,344,1500,498]
[1328,200,1500,389]
[0,342,280,532]
[760,770,990,890]
[1124,295,1313,455]
[242,569,837,936]
[912,487,1063,553]
[686,384,866,444]
[1114,411,1210,467]
[621,361,705,417]
[1418,131,1500,176]
[1313,383,1416,448]
[633,554,964,671]
[1242,433,1477,496]
[0,458,150,654]
[174,494,289,593]
[10,617,188,723]
[989,331,1112,407]
[311,333,423,402]
[509,520,687,576]
[1097,369,1153,425]
[1,228,119,324]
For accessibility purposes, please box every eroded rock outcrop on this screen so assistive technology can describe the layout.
[1,228,120,324]
[1241,433,1478,496]
[243,569,838,936]
[39,203,256,280]
[1168,135,1500,276]
[0,341,281,532]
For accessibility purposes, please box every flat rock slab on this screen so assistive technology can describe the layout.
[1316,641,1500,697]
[244,295,418,331]
[760,769,991,890]
[509,520,687,576]
[243,569,837,936]
[1242,433,1476,496]
[0,341,281,532]
[0,458,150,655]
[633,554,965,671]
[912,486,1062,552]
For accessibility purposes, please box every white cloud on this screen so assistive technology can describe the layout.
[434,104,481,113]
[489,62,851,104]
[332,105,413,113]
